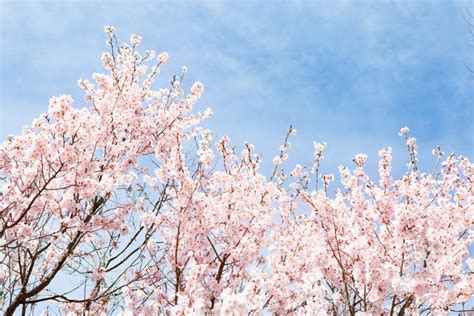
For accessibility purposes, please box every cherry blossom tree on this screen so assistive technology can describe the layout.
[260,131,473,315]
[1,27,472,315]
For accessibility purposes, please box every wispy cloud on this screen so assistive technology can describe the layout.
[1,0,472,178]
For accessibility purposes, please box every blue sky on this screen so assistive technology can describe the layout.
[1,0,473,179]
[0,0,473,307]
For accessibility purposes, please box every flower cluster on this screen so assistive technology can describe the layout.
[0,28,472,316]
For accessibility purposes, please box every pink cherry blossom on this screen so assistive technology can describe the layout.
[1,27,472,316]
